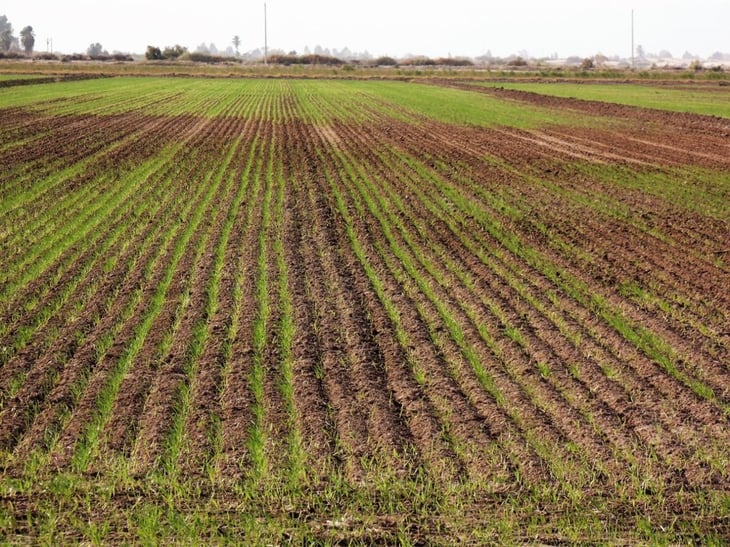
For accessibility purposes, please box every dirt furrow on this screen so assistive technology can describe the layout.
[124,118,253,474]
[179,119,261,476]
[301,166,407,476]
[311,119,541,482]
[253,118,293,477]
[0,114,202,341]
[288,117,467,480]
[335,119,618,484]
[352,115,730,485]
[292,124,417,462]
[1,122,216,452]
[213,123,271,481]
[0,123,211,452]
[408,121,730,384]
[45,118,227,470]
[283,193,337,470]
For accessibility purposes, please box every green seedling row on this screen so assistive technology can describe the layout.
[1,76,729,544]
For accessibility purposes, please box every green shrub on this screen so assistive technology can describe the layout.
[374,56,398,66]
[145,46,164,60]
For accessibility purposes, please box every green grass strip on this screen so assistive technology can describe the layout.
[479,82,730,118]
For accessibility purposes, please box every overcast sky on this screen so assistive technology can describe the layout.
[4,0,729,58]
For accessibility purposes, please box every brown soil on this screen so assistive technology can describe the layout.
[2,81,730,540]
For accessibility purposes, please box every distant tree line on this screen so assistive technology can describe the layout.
[0,15,34,56]
[142,45,477,68]
[266,53,343,66]
[397,56,474,67]
[145,44,240,64]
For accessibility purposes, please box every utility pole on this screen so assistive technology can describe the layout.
[631,10,635,70]
[264,3,268,65]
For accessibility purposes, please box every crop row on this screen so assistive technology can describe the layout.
[1,78,729,542]
[301,115,724,494]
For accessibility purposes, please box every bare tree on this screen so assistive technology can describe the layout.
[232,35,241,56]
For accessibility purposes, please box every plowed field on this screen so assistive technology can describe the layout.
[1,77,730,543]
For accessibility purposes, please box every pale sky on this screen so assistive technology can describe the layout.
[4,0,729,59]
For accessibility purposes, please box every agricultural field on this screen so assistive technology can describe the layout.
[470,80,730,118]
[1,75,730,543]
